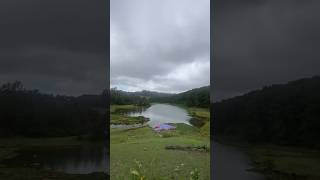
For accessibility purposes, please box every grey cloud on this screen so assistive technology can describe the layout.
[0,0,107,95]
[111,0,210,93]
[213,0,320,101]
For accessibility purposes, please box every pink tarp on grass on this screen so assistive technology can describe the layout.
[153,123,176,132]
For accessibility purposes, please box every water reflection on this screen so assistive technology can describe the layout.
[213,142,265,180]
[128,104,191,127]
[5,145,108,174]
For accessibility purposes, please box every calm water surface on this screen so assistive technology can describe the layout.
[128,103,191,127]
[214,142,265,180]
[5,145,108,174]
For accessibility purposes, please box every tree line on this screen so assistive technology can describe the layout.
[0,81,107,140]
[110,86,210,108]
[151,86,210,108]
[213,76,320,147]
[110,88,150,106]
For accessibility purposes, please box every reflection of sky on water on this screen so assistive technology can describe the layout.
[213,142,265,180]
[5,145,108,174]
[44,146,108,174]
[128,104,191,127]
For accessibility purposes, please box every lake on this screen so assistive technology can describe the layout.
[128,103,192,127]
[4,145,108,174]
[129,103,264,179]
[213,142,265,180]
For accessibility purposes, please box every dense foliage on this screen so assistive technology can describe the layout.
[151,86,210,108]
[110,86,210,108]
[110,88,149,106]
[213,76,320,147]
[0,81,106,139]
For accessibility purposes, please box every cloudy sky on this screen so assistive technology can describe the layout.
[111,0,210,93]
[214,0,320,101]
[0,0,107,96]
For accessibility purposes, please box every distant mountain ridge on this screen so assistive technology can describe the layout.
[110,86,210,107]
[127,90,173,98]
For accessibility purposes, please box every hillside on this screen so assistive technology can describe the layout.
[151,86,210,108]
[213,76,320,147]
[110,86,210,108]
[0,81,106,139]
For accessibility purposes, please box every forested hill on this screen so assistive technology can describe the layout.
[110,88,150,105]
[151,86,210,108]
[213,76,320,147]
[0,81,106,139]
[110,86,210,108]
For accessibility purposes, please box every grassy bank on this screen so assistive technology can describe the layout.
[111,104,150,125]
[186,106,210,137]
[110,104,210,179]
[215,136,320,180]
[249,144,320,180]
[110,104,149,114]
[0,137,107,180]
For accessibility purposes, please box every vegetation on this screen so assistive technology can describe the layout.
[110,86,210,108]
[151,86,210,108]
[187,107,210,128]
[110,104,149,125]
[110,124,210,179]
[213,76,320,179]
[0,81,107,179]
[110,88,150,106]
[213,76,320,147]
[0,81,106,140]
[0,168,107,180]
[110,86,210,179]
[248,144,320,180]
[110,104,210,179]
[0,136,107,180]
[111,114,149,125]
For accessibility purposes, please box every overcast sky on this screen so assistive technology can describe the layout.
[0,0,107,96]
[214,0,320,101]
[111,0,210,93]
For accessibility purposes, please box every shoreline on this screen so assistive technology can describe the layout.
[215,136,320,180]
[0,136,107,179]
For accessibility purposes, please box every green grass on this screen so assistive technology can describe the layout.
[110,105,150,125]
[187,107,210,135]
[0,136,91,148]
[216,136,320,180]
[248,145,320,179]
[110,104,210,179]
[187,107,210,121]
[111,114,149,125]
[200,122,210,137]
[0,168,107,180]
[110,104,146,113]
[111,124,210,179]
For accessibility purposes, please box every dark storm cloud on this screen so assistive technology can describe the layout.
[0,0,107,95]
[213,0,320,101]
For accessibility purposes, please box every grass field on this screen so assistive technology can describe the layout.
[110,104,210,180]
[110,104,147,113]
[215,136,320,180]
[248,144,320,180]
